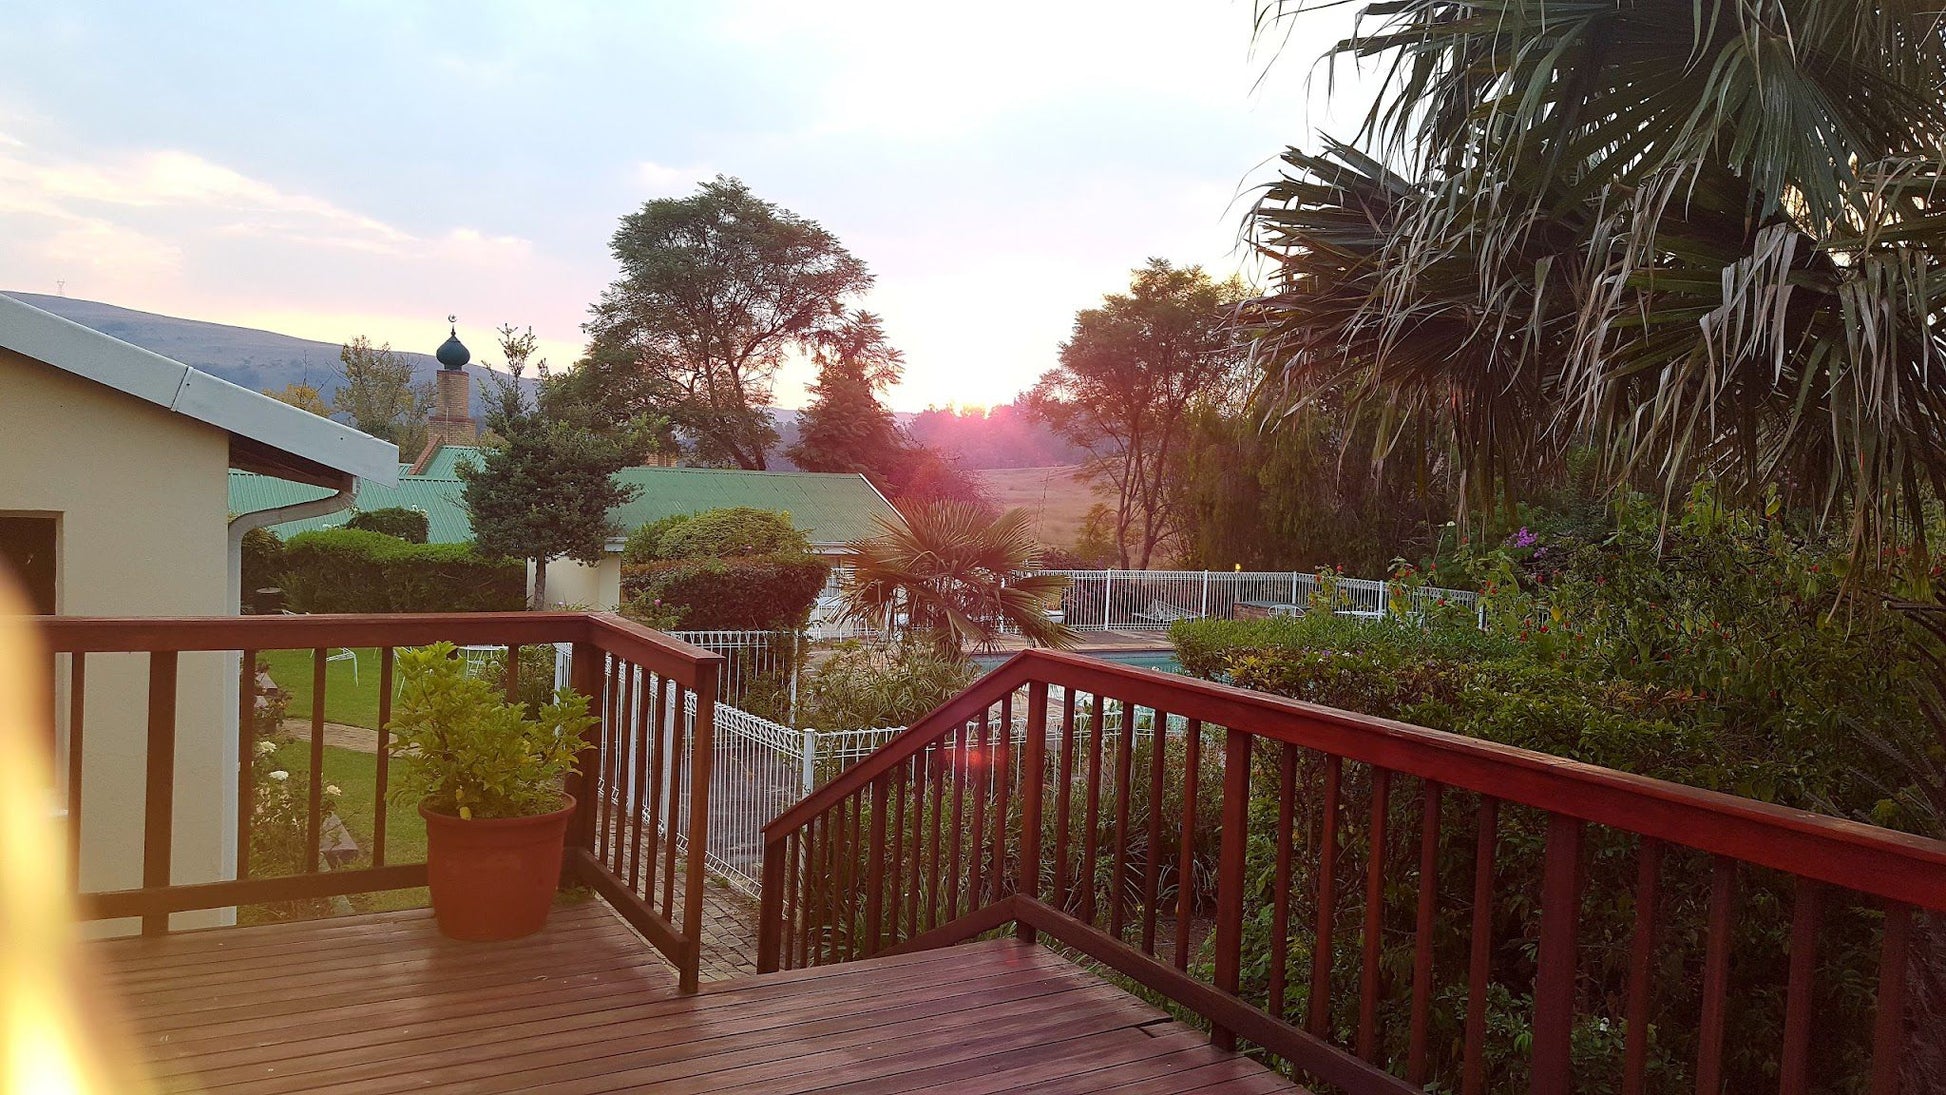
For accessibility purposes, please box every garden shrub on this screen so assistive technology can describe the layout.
[620,506,811,565]
[281,528,524,613]
[797,642,977,731]
[240,527,286,597]
[620,554,829,630]
[345,506,430,543]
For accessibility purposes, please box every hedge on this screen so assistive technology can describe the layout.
[345,507,430,544]
[621,554,828,630]
[621,507,810,564]
[281,528,524,613]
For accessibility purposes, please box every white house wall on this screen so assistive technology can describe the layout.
[1,347,234,934]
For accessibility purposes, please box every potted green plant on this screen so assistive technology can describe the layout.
[387,642,595,941]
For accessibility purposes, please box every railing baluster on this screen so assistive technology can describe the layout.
[782,830,799,970]
[597,656,621,866]
[233,650,249,880]
[906,752,925,939]
[1462,796,1499,1095]
[1308,753,1343,1037]
[1210,725,1251,1052]
[1870,901,1912,1095]
[1622,838,1663,1095]
[843,790,862,959]
[610,660,634,874]
[1779,877,1822,1095]
[1109,699,1135,941]
[1408,779,1443,1084]
[927,738,945,929]
[991,693,1013,906]
[1017,680,1048,942]
[1530,813,1585,1094]
[1081,693,1105,926]
[1695,856,1739,1094]
[1173,717,1203,972]
[143,651,179,936]
[1358,766,1392,1061]
[659,685,682,923]
[946,722,968,921]
[567,641,603,866]
[373,647,393,868]
[308,648,326,873]
[968,708,991,910]
[68,651,87,889]
[887,759,907,946]
[627,668,653,894]
[1141,706,1167,955]
[641,676,669,912]
[1269,742,1297,1017]
[864,774,888,955]
[1053,686,1077,913]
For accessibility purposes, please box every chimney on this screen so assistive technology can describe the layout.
[427,318,476,447]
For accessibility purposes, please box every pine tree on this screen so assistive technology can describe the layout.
[787,311,910,489]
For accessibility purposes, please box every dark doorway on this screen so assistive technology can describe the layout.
[0,514,57,614]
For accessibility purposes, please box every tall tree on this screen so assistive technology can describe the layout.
[584,176,872,470]
[458,326,645,610]
[1027,260,1248,568]
[787,311,910,487]
[333,336,431,455]
[264,382,331,417]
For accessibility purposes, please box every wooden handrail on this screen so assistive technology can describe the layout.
[40,611,724,991]
[757,645,1946,1093]
[766,648,1946,907]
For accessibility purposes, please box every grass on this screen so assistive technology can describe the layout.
[257,740,429,917]
[973,465,1104,551]
[260,647,385,729]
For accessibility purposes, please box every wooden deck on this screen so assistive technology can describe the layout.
[98,900,1304,1093]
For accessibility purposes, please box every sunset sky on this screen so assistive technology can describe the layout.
[0,2,1365,410]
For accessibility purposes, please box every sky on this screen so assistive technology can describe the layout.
[0,2,1369,411]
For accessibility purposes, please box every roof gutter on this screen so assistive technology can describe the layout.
[226,481,357,614]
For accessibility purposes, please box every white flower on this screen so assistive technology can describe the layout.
[254,740,278,758]
[268,770,289,782]
[324,784,343,797]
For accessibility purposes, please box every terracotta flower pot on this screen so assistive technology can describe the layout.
[419,795,575,941]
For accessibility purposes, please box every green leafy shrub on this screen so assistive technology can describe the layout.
[240,527,286,598]
[621,554,829,630]
[386,642,594,819]
[281,528,524,613]
[654,506,810,560]
[464,644,563,720]
[797,642,977,730]
[620,513,695,564]
[346,507,430,543]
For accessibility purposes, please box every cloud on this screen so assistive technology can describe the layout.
[635,161,716,197]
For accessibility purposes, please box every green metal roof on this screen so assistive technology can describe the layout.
[229,470,474,543]
[610,466,901,548]
[231,447,902,549]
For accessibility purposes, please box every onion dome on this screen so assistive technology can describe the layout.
[435,316,470,370]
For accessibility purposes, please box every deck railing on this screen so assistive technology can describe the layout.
[39,611,723,991]
[757,649,1946,1094]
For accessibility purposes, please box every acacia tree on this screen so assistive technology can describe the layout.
[1028,260,1248,568]
[787,311,911,489]
[584,176,872,470]
[333,336,431,455]
[458,326,644,610]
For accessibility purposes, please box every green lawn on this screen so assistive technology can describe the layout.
[266,740,428,914]
[261,647,385,729]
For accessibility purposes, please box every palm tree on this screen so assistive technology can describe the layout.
[841,503,1078,659]
[1250,0,1946,557]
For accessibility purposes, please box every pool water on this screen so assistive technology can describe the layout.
[975,649,1183,675]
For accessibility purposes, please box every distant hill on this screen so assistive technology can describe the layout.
[1,292,504,416]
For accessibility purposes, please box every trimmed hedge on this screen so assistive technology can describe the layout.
[281,528,524,613]
[621,507,811,564]
[346,507,430,544]
[621,554,829,630]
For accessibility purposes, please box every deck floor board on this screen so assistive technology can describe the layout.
[96,901,1305,1093]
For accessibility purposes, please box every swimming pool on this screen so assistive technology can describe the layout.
[974,649,1183,675]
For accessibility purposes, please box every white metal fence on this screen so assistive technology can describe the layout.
[1025,569,1480,631]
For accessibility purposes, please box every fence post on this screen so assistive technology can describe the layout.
[801,728,818,796]
[1200,572,1210,619]
[1104,569,1114,629]
[1290,571,1299,606]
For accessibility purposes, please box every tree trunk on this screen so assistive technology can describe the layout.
[530,556,549,611]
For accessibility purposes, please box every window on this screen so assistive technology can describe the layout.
[0,514,57,614]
